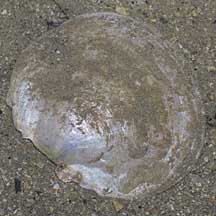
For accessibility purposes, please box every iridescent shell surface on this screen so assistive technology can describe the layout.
[7,12,205,199]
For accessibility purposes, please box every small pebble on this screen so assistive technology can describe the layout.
[191,8,201,17]
[204,157,209,163]
[112,200,124,212]
[53,183,60,190]
[55,50,60,54]
[115,6,128,16]
[14,178,21,193]
[196,182,202,187]
[191,9,198,17]
[207,66,216,73]
[49,206,54,213]
[1,9,7,15]
[36,161,45,169]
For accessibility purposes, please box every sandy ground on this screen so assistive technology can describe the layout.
[0,0,216,215]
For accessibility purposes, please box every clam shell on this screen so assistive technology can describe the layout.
[7,12,205,199]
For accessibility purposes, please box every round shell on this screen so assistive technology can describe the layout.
[7,12,205,199]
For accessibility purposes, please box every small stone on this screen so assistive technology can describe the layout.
[207,66,216,73]
[26,198,35,207]
[115,6,128,16]
[49,206,54,213]
[209,144,213,148]
[55,50,61,54]
[159,16,168,24]
[191,9,198,17]
[196,182,202,187]
[1,9,7,15]
[14,178,22,193]
[191,8,201,17]
[207,93,215,101]
[53,183,60,190]
[37,161,45,169]
[112,200,124,212]
[175,11,181,17]
[151,18,157,23]
[204,156,209,163]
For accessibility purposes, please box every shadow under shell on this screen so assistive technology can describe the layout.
[7,12,205,199]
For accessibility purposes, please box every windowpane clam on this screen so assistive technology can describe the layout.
[7,12,205,199]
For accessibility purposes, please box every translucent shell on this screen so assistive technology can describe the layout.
[7,12,205,199]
